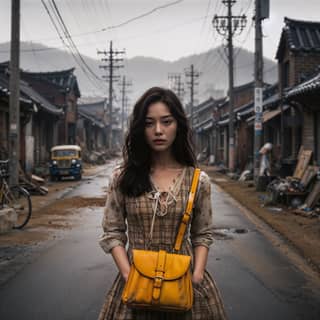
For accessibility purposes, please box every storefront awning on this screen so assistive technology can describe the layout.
[246,105,290,124]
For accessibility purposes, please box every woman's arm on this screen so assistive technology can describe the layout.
[111,246,131,282]
[190,171,214,284]
[99,172,129,280]
[192,245,209,284]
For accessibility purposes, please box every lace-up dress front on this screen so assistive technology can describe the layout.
[98,166,227,320]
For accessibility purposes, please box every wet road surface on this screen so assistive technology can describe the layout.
[0,162,319,319]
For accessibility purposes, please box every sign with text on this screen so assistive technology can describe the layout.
[254,87,263,114]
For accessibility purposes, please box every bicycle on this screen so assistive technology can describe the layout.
[0,160,32,229]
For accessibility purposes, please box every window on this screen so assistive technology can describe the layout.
[53,150,77,157]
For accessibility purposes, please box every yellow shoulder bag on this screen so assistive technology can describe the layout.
[121,168,201,312]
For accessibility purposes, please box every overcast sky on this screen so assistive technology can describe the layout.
[1,0,320,62]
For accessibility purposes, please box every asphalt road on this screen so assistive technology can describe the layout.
[0,162,319,320]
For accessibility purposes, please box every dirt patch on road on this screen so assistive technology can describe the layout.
[33,196,106,216]
[202,166,320,273]
[0,196,106,247]
[31,196,106,230]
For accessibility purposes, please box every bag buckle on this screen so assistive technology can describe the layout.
[154,275,163,288]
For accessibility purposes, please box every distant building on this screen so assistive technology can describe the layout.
[77,99,122,151]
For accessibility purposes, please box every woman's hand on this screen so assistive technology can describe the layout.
[192,270,204,285]
[192,246,208,285]
[111,246,131,283]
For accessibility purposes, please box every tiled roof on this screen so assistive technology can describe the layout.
[286,71,320,98]
[0,75,32,105]
[194,97,215,114]
[194,117,213,130]
[20,80,62,115]
[0,73,62,115]
[276,17,320,59]
[78,99,107,111]
[21,68,81,97]
[78,109,105,128]
[78,100,107,119]
[217,84,280,125]
[0,61,81,97]
[233,81,255,93]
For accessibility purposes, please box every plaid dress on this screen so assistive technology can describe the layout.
[98,166,227,320]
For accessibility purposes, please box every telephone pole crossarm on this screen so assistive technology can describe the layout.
[212,0,247,172]
[185,65,200,129]
[97,41,126,149]
[119,76,132,142]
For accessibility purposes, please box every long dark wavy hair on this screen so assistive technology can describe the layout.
[118,87,196,197]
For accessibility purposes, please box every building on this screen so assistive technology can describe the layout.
[0,62,63,172]
[77,99,122,151]
[286,71,320,164]
[77,99,108,151]
[276,17,320,167]
[21,68,81,145]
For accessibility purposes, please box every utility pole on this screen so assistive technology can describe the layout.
[98,41,125,149]
[185,64,199,129]
[9,0,20,187]
[119,76,132,142]
[124,96,130,127]
[254,0,269,182]
[213,0,247,172]
[168,73,185,103]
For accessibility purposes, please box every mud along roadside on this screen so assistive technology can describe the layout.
[0,163,110,287]
[202,165,320,275]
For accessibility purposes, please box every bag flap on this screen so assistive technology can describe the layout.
[132,249,191,280]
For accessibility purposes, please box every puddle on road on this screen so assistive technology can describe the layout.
[213,227,248,240]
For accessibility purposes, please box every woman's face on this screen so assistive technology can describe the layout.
[144,101,178,153]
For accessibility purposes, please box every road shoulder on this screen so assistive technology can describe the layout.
[202,165,320,275]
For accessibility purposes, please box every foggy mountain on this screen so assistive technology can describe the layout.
[0,42,277,105]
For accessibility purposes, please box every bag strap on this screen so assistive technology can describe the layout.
[173,168,201,252]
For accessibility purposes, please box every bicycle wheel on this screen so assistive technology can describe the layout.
[4,186,32,229]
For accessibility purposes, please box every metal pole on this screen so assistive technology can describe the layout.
[254,0,264,181]
[227,1,235,172]
[213,0,246,172]
[9,0,20,187]
[121,76,125,142]
[108,41,113,150]
[190,64,194,129]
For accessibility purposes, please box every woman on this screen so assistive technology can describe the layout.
[98,87,227,319]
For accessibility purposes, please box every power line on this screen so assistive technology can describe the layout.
[193,0,213,54]
[41,0,104,92]
[0,15,210,54]
[50,0,102,82]
[103,0,185,30]
[42,0,97,86]
[197,0,227,72]
[26,0,185,44]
